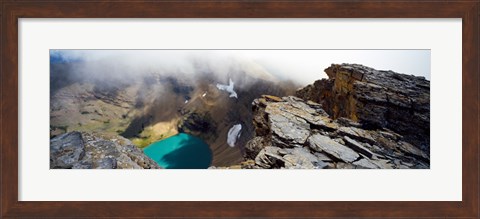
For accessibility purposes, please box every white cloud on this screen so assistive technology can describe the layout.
[51,50,431,85]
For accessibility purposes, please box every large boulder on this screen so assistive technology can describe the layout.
[50,131,161,169]
[50,132,85,168]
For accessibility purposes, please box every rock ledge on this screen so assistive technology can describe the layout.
[50,131,161,169]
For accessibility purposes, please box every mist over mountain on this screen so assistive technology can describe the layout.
[50,50,300,166]
[50,50,430,169]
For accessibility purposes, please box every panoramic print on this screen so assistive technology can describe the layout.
[50,50,430,169]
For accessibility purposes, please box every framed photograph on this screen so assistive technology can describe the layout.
[1,1,478,218]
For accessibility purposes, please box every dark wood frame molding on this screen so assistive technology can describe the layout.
[1,1,478,218]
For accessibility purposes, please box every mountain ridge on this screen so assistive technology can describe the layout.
[50,63,430,169]
[216,63,430,169]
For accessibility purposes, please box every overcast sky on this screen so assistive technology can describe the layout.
[51,50,430,85]
[241,50,431,83]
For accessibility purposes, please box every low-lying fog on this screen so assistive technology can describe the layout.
[51,50,430,87]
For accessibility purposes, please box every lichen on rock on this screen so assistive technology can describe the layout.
[50,131,161,169]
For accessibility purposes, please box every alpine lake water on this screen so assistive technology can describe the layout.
[143,133,212,169]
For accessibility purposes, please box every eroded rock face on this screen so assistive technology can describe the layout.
[244,93,429,169]
[50,132,161,169]
[50,132,85,168]
[308,134,359,163]
[297,64,430,153]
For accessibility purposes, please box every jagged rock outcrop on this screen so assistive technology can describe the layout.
[296,64,430,153]
[50,131,161,169]
[245,95,429,169]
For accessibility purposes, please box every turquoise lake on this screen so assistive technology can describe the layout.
[143,133,212,169]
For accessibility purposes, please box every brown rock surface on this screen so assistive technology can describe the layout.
[240,64,430,169]
[244,94,429,169]
[297,64,430,154]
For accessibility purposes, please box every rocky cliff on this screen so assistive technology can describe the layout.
[297,64,430,153]
[241,64,430,169]
[51,63,430,170]
[50,132,161,169]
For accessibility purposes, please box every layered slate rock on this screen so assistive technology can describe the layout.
[308,134,359,163]
[297,64,430,154]
[343,136,374,158]
[50,131,161,169]
[244,94,429,169]
[253,146,327,169]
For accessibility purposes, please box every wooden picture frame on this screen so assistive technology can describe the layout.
[1,1,478,218]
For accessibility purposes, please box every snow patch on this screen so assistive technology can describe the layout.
[216,78,238,98]
[184,100,189,104]
[227,124,242,147]
[202,92,207,97]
